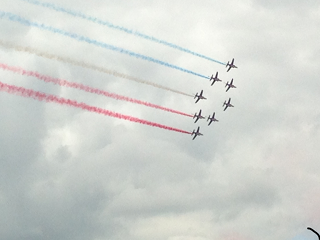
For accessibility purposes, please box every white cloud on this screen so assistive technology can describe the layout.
[0,0,319,239]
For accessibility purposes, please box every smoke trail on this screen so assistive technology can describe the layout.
[0,11,210,80]
[21,0,226,65]
[0,62,193,117]
[0,40,193,97]
[0,81,192,134]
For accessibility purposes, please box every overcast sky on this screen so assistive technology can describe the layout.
[0,0,319,240]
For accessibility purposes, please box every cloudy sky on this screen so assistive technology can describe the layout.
[0,0,319,239]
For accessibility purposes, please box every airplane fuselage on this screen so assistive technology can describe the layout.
[192,131,203,136]
[223,98,234,111]
[210,74,222,85]
[225,83,236,91]
[208,117,218,125]
[227,64,237,69]
[223,103,234,111]
[192,132,203,140]
[224,102,234,107]
[208,117,218,122]
[193,115,205,123]
[226,59,237,72]
[191,127,203,140]
[194,95,207,103]
[194,114,205,119]
[211,78,222,85]
[225,78,236,92]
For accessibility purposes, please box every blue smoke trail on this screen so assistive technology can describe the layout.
[21,0,226,65]
[0,11,210,80]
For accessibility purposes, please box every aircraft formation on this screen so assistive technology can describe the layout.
[191,58,238,140]
[0,1,239,140]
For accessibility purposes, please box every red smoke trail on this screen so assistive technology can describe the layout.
[0,63,193,117]
[0,81,191,134]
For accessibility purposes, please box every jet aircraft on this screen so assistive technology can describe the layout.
[194,90,206,103]
[225,78,236,92]
[223,98,234,111]
[193,109,205,123]
[191,126,203,140]
[207,112,218,125]
[226,58,237,72]
[210,72,222,85]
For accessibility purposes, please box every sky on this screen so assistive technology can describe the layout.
[0,0,319,239]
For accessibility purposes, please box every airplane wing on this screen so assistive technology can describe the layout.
[195,98,200,103]
[226,85,231,92]
[200,90,203,96]
[208,119,213,126]
[196,126,200,132]
[227,98,231,104]
[223,105,228,111]
[227,65,232,72]
[194,117,199,123]
[199,109,202,115]
[192,134,197,140]
[231,58,234,65]
[215,72,218,78]
[230,78,234,84]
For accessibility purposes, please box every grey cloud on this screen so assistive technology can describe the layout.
[0,0,320,239]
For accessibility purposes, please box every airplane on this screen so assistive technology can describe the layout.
[223,98,234,111]
[194,90,207,103]
[307,227,320,240]
[225,78,236,92]
[209,72,222,85]
[193,109,205,123]
[191,126,203,140]
[207,112,218,125]
[226,58,237,72]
